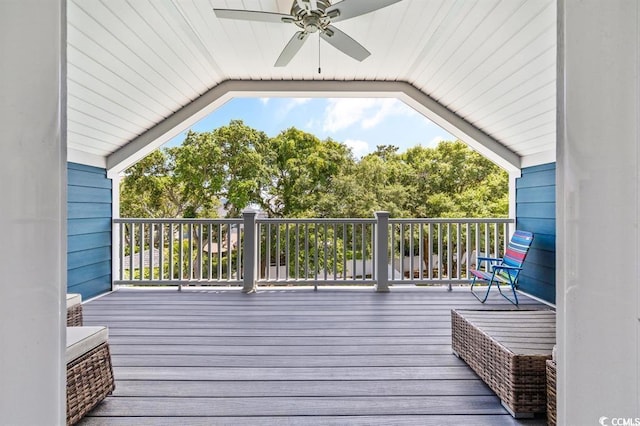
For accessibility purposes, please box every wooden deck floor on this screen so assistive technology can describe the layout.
[80,285,551,425]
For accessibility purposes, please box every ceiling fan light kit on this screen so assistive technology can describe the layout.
[213,0,402,67]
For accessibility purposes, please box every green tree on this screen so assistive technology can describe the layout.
[402,141,508,218]
[260,128,355,217]
[120,148,189,218]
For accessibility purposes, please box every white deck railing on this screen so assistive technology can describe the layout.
[114,212,514,291]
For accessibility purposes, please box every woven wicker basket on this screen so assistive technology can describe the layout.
[546,360,557,425]
[67,303,83,327]
[67,342,115,425]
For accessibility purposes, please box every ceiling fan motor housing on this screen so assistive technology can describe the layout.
[291,0,333,33]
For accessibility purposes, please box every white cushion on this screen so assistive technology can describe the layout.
[66,326,108,364]
[66,293,82,308]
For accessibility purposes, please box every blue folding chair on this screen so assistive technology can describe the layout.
[469,230,533,305]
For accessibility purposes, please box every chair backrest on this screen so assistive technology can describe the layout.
[502,230,534,269]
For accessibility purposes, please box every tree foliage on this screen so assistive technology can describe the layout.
[120,121,508,219]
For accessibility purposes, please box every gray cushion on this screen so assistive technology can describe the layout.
[66,326,108,363]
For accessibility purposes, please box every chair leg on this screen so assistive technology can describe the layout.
[470,276,492,303]
[496,280,519,306]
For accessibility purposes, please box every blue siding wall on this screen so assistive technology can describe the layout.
[68,163,112,300]
[516,162,556,304]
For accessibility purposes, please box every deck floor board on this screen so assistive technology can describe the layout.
[80,286,548,425]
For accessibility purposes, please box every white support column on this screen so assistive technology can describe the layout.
[558,1,640,423]
[242,210,258,294]
[111,174,122,290]
[374,211,390,293]
[0,0,66,424]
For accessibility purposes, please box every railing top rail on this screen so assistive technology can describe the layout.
[114,218,243,224]
[388,218,514,224]
[257,218,377,224]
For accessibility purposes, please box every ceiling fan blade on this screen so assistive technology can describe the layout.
[213,9,291,24]
[320,25,370,61]
[275,31,309,67]
[326,0,403,23]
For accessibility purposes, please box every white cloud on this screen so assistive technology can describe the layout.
[259,98,270,105]
[344,139,371,157]
[322,98,414,133]
[276,98,312,117]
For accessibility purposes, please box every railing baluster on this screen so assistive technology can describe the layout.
[219,223,223,280]
[295,224,300,280]
[149,223,155,281]
[343,223,347,281]
[169,223,174,281]
[314,224,319,281]
[494,222,499,259]
[390,223,396,281]
[159,223,164,281]
[323,223,328,281]
[119,222,125,281]
[207,223,212,280]
[266,223,271,281]
[304,223,309,279]
[360,223,365,282]
[465,222,471,278]
[351,224,356,282]
[428,223,433,280]
[138,223,144,282]
[333,224,338,281]
[285,223,290,281]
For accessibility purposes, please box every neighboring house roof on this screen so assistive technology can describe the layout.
[122,248,161,269]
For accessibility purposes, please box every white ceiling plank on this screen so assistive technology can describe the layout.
[451,41,556,116]
[480,92,556,132]
[520,149,555,168]
[68,94,151,132]
[412,0,501,88]
[426,0,526,94]
[473,77,556,127]
[68,63,164,123]
[432,0,555,104]
[68,45,176,117]
[70,0,199,97]
[67,114,135,144]
[68,110,139,141]
[65,0,558,170]
[68,148,108,168]
[67,26,185,108]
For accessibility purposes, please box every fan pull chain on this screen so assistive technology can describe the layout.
[318,33,321,74]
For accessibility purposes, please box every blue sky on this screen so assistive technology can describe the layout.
[165,97,455,158]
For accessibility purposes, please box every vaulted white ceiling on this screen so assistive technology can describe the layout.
[67,0,556,173]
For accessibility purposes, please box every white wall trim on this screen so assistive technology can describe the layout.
[508,171,521,224]
[521,149,556,168]
[106,80,522,175]
[110,174,121,290]
[68,148,107,169]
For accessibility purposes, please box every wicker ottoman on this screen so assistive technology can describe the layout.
[451,309,556,418]
[67,326,115,425]
[66,293,83,326]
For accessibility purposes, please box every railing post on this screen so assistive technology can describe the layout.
[242,210,258,294]
[374,211,390,293]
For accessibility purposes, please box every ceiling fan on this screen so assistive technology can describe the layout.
[213,0,403,67]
